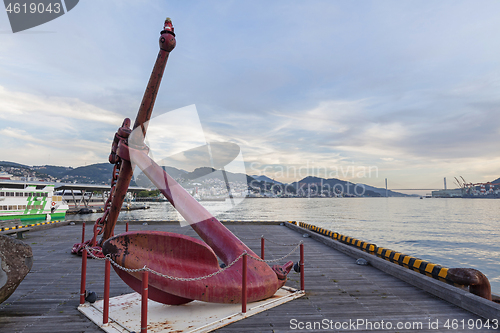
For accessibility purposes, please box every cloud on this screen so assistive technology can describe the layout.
[140,105,208,163]
[0,85,123,127]
[0,128,37,142]
[0,86,121,166]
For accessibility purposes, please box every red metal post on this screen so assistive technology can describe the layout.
[103,260,111,325]
[80,248,87,304]
[300,244,304,291]
[126,222,129,232]
[242,254,247,313]
[141,270,149,333]
[260,237,265,260]
[81,222,85,243]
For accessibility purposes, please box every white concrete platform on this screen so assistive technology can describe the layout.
[78,286,304,333]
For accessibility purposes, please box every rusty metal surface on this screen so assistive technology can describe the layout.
[72,18,176,256]
[103,229,289,304]
[79,17,293,305]
[448,268,492,301]
[102,18,176,241]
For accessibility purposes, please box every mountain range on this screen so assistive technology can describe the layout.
[0,160,434,197]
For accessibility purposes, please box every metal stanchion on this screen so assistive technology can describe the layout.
[141,271,149,333]
[261,237,265,259]
[126,222,129,232]
[80,248,87,305]
[242,255,247,313]
[81,222,85,242]
[300,244,304,291]
[103,260,110,325]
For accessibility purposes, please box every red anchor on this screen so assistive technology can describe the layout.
[74,17,293,304]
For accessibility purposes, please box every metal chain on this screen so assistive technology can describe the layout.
[92,161,121,240]
[84,246,109,261]
[72,122,131,257]
[85,245,248,281]
[234,233,303,246]
[263,238,303,246]
[84,241,302,281]
[234,234,264,240]
[247,242,303,263]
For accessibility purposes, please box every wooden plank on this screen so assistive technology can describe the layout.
[285,222,500,322]
[0,222,496,333]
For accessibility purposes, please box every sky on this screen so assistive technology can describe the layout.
[1,1,500,193]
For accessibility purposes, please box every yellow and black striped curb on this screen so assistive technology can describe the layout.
[289,221,459,286]
[375,247,454,285]
[0,220,64,232]
[297,221,376,254]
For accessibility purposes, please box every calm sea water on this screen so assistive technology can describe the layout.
[71,197,500,294]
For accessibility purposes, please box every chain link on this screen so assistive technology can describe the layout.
[247,242,303,263]
[84,246,108,261]
[263,238,303,246]
[85,246,248,281]
[92,161,121,241]
[234,234,264,240]
[72,157,122,256]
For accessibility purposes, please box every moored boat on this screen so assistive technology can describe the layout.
[0,185,68,222]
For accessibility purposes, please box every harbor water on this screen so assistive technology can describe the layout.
[71,197,500,294]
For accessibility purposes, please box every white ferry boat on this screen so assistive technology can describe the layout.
[0,185,68,222]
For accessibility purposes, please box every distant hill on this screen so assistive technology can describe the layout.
[0,161,30,168]
[33,165,74,178]
[65,163,115,184]
[133,165,254,189]
[289,176,408,197]
[185,167,217,180]
[185,167,252,184]
[490,177,500,184]
[251,175,283,184]
[1,161,53,180]
[134,165,188,187]
[33,163,115,184]
[1,160,408,197]
[1,161,116,184]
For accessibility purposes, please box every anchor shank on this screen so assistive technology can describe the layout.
[102,19,176,240]
[130,146,259,264]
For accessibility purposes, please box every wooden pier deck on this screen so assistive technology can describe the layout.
[0,221,498,332]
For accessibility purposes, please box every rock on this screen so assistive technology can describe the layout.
[293,261,301,273]
[85,290,97,303]
[0,235,33,304]
[356,258,369,266]
[78,208,92,214]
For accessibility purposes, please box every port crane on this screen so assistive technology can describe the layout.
[453,176,500,197]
